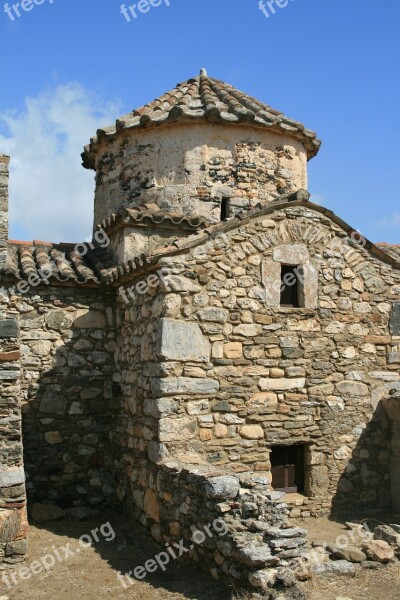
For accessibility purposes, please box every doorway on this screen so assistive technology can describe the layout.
[270,444,305,493]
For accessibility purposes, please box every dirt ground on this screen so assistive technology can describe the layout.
[0,513,399,600]
[0,512,232,600]
[297,516,400,600]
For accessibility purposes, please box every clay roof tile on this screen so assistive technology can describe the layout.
[82,70,321,169]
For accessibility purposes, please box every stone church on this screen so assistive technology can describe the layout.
[1,70,400,595]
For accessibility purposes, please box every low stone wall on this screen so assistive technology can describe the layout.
[140,460,308,598]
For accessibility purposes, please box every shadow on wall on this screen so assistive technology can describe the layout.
[331,389,400,518]
[11,295,233,600]
[20,297,118,512]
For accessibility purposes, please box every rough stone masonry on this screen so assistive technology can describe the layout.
[0,70,400,598]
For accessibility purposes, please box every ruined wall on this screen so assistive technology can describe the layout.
[115,205,400,521]
[93,124,308,226]
[1,284,116,510]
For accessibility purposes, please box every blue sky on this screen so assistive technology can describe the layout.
[0,0,399,243]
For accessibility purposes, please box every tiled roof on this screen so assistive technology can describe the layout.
[97,203,210,234]
[0,241,115,286]
[82,69,321,169]
[105,190,400,284]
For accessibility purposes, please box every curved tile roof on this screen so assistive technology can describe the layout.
[82,69,321,169]
[97,203,211,234]
[0,241,115,286]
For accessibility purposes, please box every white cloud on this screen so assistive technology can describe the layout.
[0,83,120,242]
[376,213,400,228]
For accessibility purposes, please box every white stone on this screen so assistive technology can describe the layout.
[336,381,369,396]
[233,324,262,336]
[152,377,219,396]
[273,244,309,264]
[157,318,210,362]
[159,416,196,442]
[259,377,305,391]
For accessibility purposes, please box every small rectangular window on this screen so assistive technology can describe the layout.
[280,265,303,308]
[271,445,305,493]
[220,198,229,221]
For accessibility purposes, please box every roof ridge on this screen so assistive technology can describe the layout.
[104,190,400,285]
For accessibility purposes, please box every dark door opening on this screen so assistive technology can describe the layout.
[280,265,302,307]
[270,445,305,493]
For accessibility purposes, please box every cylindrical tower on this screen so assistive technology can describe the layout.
[82,70,320,262]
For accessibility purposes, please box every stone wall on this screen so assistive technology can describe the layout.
[153,461,308,597]
[115,203,400,523]
[92,124,308,226]
[1,284,116,510]
[0,304,28,566]
[111,281,162,511]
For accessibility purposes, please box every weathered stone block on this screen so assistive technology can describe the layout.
[390,302,400,336]
[306,465,329,497]
[45,310,73,330]
[237,545,279,567]
[0,507,28,543]
[313,560,355,576]
[0,370,20,380]
[240,425,264,439]
[160,275,202,293]
[152,377,219,396]
[204,476,239,499]
[159,416,196,442]
[0,467,25,488]
[374,525,400,547]
[148,442,169,463]
[362,539,394,562]
[259,377,305,391]
[388,352,400,364]
[0,319,19,338]
[5,539,28,556]
[233,324,262,337]
[330,545,366,563]
[336,381,369,396]
[0,351,19,362]
[273,244,309,264]
[144,397,178,418]
[198,308,228,323]
[39,390,68,415]
[223,342,242,359]
[186,399,209,415]
[157,318,210,362]
[248,392,278,411]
